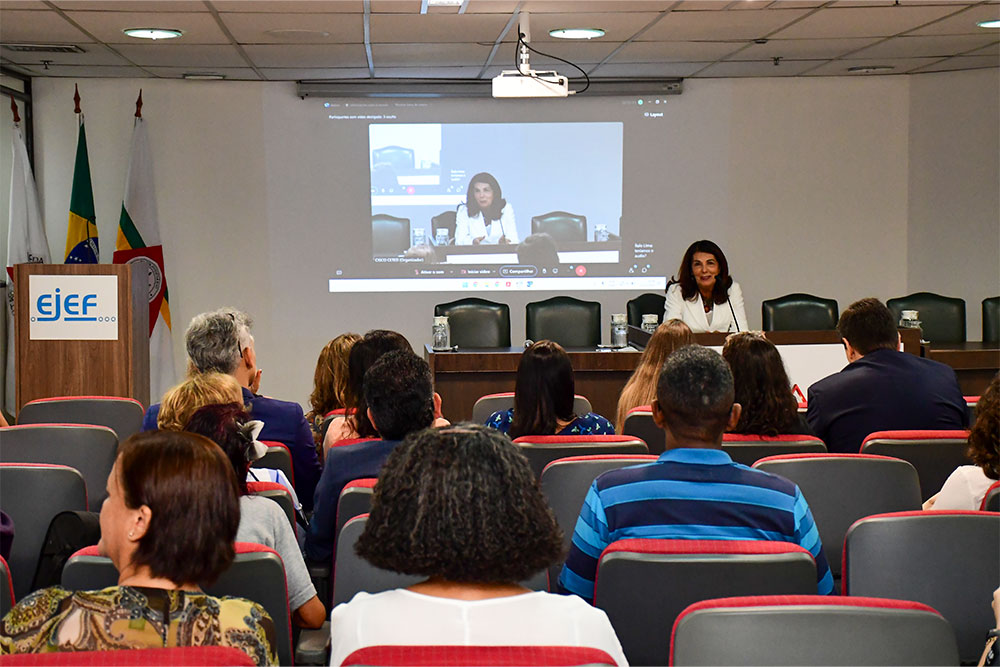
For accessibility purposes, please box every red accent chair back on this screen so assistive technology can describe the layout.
[256,440,295,486]
[246,480,297,537]
[0,646,256,666]
[752,453,921,585]
[843,510,1000,663]
[721,433,827,467]
[594,539,817,666]
[332,515,422,607]
[860,430,971,500]
[670,595,958,666]
[17,396,144,443]
[343,645,617,666]
[336,478,376,547]
[982,480,1000,511]
[472,392,592,425]
[512,435,648,478]
[620,406,663,454]
[0,463,88,600]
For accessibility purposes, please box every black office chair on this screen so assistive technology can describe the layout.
[887,292,966,344]
[434,297,511,348]
[431,210,456,245]
[530,211,587,243]
[626,293,665,328]
[761,293,839,331]
[371,145,414,172]
[526,296,601,348]
[983,296,999,344]
[371,213,410,256]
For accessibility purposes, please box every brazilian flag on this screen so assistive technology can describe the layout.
[64,117,99,264]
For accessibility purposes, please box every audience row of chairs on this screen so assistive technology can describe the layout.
[434,292,1000,349]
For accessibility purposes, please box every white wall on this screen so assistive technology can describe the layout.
[9,71,996,412]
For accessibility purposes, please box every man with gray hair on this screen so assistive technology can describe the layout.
[559,345,833,604]
[141,307,321,510]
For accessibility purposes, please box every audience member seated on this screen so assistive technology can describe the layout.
[158,373,300,510]
[306,352,438,563]
[615,319,693,432]
[559,345,833,603]
[983,587,1000,666]
[328,425,627,667]
[142,308,321,510]
[0,431,276,665]
[306,333,361,447]
[485,340,614,437]
[323,329,413,447]
[184,403,325,628]
[722,331,813,436]
[516,233,559,268]
[924,372,999,511]
[806,298,968,453]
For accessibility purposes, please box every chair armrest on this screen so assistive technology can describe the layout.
[307,562,331,609]
[295,621,331,665]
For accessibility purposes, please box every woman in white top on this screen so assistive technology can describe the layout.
[924,372,999,511]
[454,172,518,245]
[329,425,627,666]
[664,239,748,334]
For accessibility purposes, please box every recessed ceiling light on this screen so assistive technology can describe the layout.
[977,19,1000,28]
[847,65,895,74]
[549,28,606,40]
[123,28,183,40]
[183,72,225,80]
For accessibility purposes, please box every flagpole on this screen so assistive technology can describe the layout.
[72,83,95,258]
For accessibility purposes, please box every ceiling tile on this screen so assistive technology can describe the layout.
[587,60,708,77]
[243,43,369,67]
[142,66,262,79]
[374,65,488,77]
[847,34,997,58]
[830,0,976,6]
[213,2,364,12]
[51,2,207,9]
[520,1,673,12]
[371,13,509,42]
[612,40,746,62]
[260,67,371,79]
[911,54,1000,71]
[219,11,364,42]
[521,12,661,42]
[371,1,423,12]
[641,8,811,41]
[65,11,230,44]
[694,58,822,76]
[733,37,888,60]
[507,40,621,63]
[668,1,728,10]
[2,44,132,66]
[16,64,151,77]
[0,9,95,43]
[2,1,51,8]
[908,4,1000,35]
[771,5,961,38]
[963,41,1000,56]
[762,1,825,7]
[371,42,494,66]
[114,43,249,67]
[804,56,940,75]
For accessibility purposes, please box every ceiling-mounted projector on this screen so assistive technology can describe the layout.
[492,70,569,98]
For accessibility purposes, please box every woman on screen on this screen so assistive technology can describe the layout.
[455,172,518,245]
[664,240,748,333]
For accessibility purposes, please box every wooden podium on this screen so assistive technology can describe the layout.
[13,263,149,413]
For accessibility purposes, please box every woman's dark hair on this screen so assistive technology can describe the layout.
[117,430,239,587]
[464,172,506,224]
[346,330,412,438]
[510,340,575,439]
[667,239,733,305]
[968,373,1000,480]
[722,332,800,436]
[356,425,563,583]
[184,402,255,495]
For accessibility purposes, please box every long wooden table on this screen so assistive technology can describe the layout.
[923,342,1000,395]
[425,328,923,422]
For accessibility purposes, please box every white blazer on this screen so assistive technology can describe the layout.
[454,203,518,245]
[664,281,749,334]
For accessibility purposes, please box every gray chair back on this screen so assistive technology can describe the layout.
[333,515,423,606]
[621,407,664,454]
[526,296,601,348]
[843,511,1000,664]
[472,392,591,425]
[255,441,295,486]
[336,478,376,547]
[626,293,665,328]
[372,213,411,256]
[860,430,971,500]
[721,434,827,467]
[983,481,1000,511]
[17,396,144,443]
[887,292,966,344]
[0,464,88,600]
[752,454,921,583]
[983,296,1000,344]
[434,297,511,348]
[671,595,959,666]
[247,481,297,537]
[761,293,839,331]
[512,435,648,479]
[0,424,117,510]
[530,211,587,243]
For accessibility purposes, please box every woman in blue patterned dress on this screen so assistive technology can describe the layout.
[485,340,614,437]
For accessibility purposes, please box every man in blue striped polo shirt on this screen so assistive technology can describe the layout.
[559,345,833,603]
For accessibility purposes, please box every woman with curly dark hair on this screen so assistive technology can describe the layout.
[722,331,811,436]
[924,372,999,510]
[328,425,626,666]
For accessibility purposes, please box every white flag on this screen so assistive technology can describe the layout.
[5,121,51,415]
[113,116,175,403]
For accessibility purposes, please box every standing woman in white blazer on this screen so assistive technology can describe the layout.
[454,172,518,246]
[664,240,748,334]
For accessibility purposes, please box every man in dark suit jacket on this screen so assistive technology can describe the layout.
[141,308,321,510]
[807,298,968,454]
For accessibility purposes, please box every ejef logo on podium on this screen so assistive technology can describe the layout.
[28,275,119,340]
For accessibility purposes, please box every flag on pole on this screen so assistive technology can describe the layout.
[65,85,98,264]
[5,96,51,414]
[113,92,175,400]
